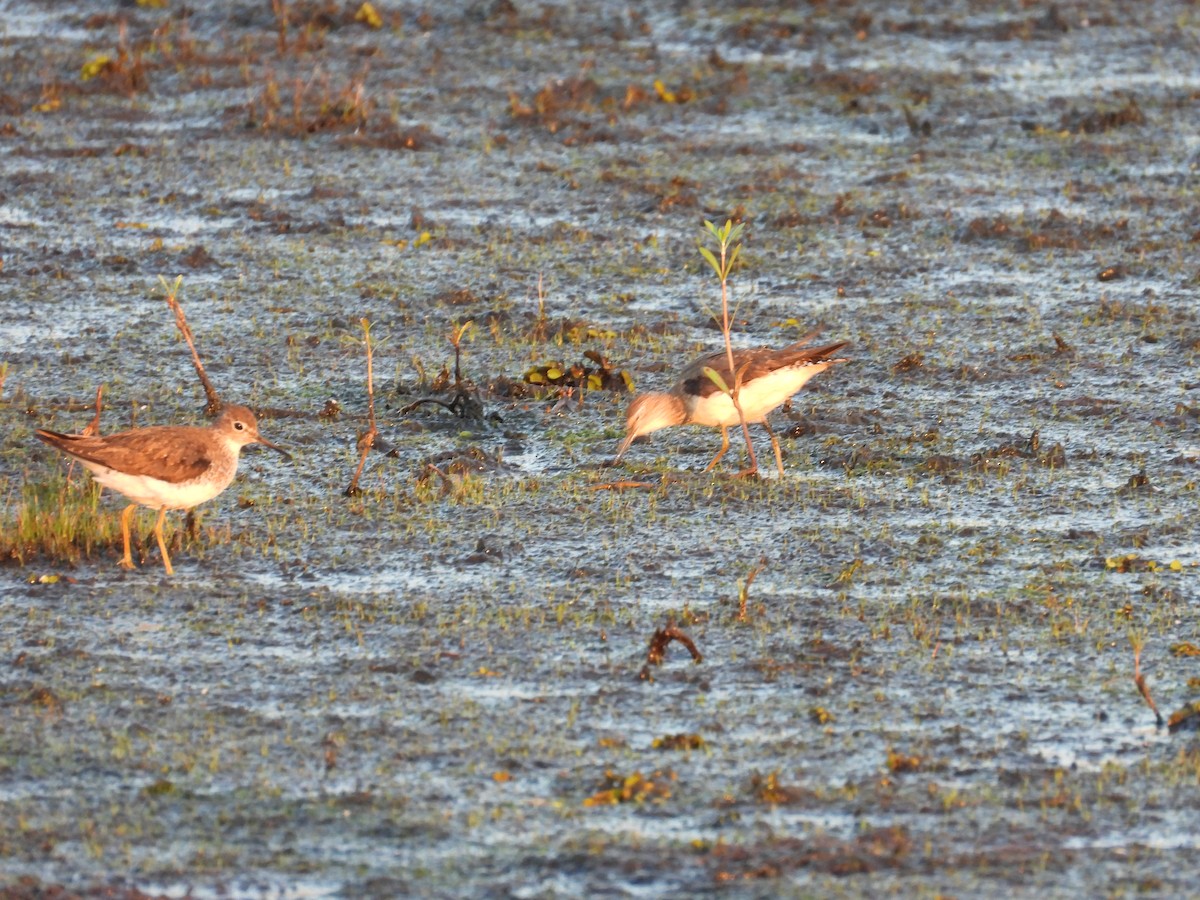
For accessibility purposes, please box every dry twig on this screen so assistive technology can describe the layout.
[82,385,104,437]
[738,556,768,622]
[160,275,221,415]
[346,318,379,496]
[589,480,660,492]
[399,321,482,419]
[639,624,703,681]
[1132,637,1164,728]
[61,385,107,485]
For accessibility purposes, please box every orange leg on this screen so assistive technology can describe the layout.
[733,427,761,480]
[152,507,174,576]
[762,419,785,477]
[734,420,761,480]
[118,504,138,570]
[704,426,731,472]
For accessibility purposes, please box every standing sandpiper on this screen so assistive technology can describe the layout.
[614,339,848,476]
[35,403,289,576]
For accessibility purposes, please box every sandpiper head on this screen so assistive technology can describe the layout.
[217,404,291,458]
[613,393,686,461]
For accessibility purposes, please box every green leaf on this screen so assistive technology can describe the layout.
[157,274,184,297]
[702,366,730,394]
[727,243,741,271]
[698,246,720,277]
[734,359,752,388]
[703,219,720,239]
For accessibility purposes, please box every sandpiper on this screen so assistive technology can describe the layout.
[35,403,289,576]
[614,339,848,475]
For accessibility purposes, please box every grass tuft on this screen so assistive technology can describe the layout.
[0,471,120,566]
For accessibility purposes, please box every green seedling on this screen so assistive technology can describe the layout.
[698,219,758,475]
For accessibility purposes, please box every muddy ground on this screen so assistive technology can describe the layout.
[2,0,1199,896]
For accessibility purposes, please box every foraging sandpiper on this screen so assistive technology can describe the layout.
[614,340,848,475]
[36,403,289,575]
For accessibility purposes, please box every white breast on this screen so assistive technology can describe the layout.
[83,462,237,510]
[687,365,826,426]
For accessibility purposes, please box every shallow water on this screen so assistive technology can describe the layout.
[2,0,1199,896]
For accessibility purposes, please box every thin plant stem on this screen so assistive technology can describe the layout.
[701,220,756,475]
[347,318,378,496]
[159,275,222,415]
[717,239,756,475]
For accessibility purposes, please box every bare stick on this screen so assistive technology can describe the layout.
[62,385,107,485]
[738,555,767,622]
[364,319,378,433]
[589,480,660,492]
[531,271,549,340]
[159,275,221,415]
[1132,638,1164,728]
[451,320,471,387]
[639,624,703,681]
[346,318,378,496]
[83,385,104,437]
[399,321,478,420]
[272,0,288,54]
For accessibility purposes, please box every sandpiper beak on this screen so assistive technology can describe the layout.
[256,433,293,461]
[611,432,636,465]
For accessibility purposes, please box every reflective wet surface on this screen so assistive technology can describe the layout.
[2,1,1199,895]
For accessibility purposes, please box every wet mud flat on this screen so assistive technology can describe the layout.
[2,0,1199,896]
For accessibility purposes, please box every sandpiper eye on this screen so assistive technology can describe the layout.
[235,421,245,430]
